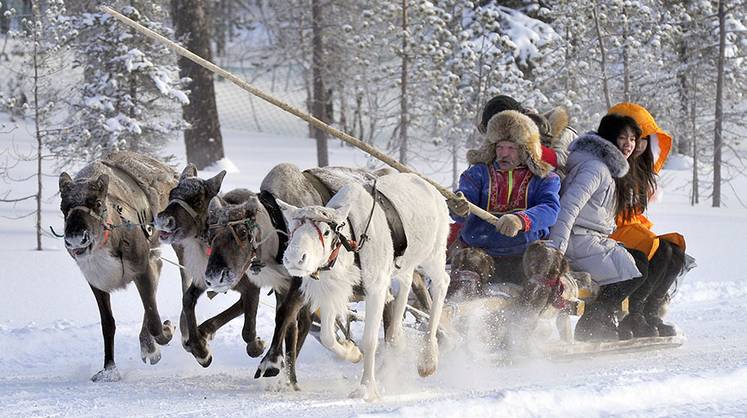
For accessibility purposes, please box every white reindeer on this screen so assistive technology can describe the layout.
[278,173,450,400]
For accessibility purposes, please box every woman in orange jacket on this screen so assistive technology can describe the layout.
[607,103,688,339]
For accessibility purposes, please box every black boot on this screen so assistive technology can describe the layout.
[643,241,685,338]
[644,295,678,337]
[575,303,618,342]
[618,313,658,340]
[577,250,648,343]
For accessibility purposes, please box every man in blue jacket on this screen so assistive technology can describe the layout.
[447,109,561,299]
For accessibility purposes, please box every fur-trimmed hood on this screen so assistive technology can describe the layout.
[466,110,553,178]
[567,132,629,178]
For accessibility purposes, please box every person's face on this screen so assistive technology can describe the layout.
[633,136,649,159]
[616,126,637,159]
[495,141,521,170]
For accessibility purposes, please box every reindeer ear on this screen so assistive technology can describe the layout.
[180,163,198,180]
[205,170,226,197]
[59,172,73,193]
[275,198,299,225]
[208,195,224,213]
[92,174,109,195]
[332,202,352,224]
[242,195,260,216]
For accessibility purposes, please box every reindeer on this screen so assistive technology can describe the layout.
[154,165,265,367]
[58,151,184,382]
[204,163,381,389]
[278,173,451,400]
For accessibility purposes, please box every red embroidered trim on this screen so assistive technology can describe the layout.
[516,212,532,232]
[487,167,533,214]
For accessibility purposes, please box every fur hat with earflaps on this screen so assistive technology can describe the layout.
[467,110,553,178]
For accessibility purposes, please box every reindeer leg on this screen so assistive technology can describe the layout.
[284,311,299,390]
[386,269,414,348]
[172,243,192,347]
[235,275,265,358]
[134,260,174,348]
[411,271,433,313]
[350,282,387,401]
[182,283,213,367]
[419,261,449,378]
[319,305,362,363]
[90,285,120,382]
[197,299,242,345]
[256,277,304,380]
[139,311,160,365]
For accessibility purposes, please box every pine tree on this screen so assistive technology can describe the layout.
[48,1,188,165]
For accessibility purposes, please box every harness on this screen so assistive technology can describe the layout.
[167,198,201,225]
[289,178,409,279]
[207,214,264,275]
[258,190,288,265]
[53,203,152,246]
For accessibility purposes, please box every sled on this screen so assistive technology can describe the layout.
[545,335,686,361]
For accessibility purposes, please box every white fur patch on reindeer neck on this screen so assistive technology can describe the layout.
[76,247,128,292]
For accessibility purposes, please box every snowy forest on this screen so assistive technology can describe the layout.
[2,0,747,250]
[2,1,747,415]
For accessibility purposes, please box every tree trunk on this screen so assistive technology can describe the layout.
[676,39,691,155]
[0,2,10,34]
[690,82,699,205]
[622,8,630,102]
[398,0,409,165]
[172,0,225,170]
[32,1,41,250]
[310,0,328,166]
[592,5,612,109]
[713,0,725,207]
[451,140,459,191]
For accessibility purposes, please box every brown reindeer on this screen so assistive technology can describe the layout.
[59,151,186,382]
[155,164,265,367]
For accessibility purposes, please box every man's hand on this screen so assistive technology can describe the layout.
[488,214,523,237]
[447,192,470,217]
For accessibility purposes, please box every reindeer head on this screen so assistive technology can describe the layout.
[155,164,226,245]
[278,200,352,278]
[204,195,264,292]
[59,172,111,257]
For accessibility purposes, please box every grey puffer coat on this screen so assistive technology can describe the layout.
[548,132,641,285]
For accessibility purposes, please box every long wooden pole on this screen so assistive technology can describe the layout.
[100,6,497,223]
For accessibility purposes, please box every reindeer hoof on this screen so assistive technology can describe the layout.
[263,367,280,378]
[255,355,284,378]
[197,355,212,368]
[91,367,121,382]
[418,345,439,377]
[342,340,363,363]
[160,320,175,344]
[349,383,380,401]
[141,343,162,365]
[246,338,266,358]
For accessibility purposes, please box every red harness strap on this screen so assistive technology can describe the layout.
[542,276,567,310]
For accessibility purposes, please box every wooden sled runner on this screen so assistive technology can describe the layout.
[545,335,686,361]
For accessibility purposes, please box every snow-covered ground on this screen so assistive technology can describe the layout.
[1,115,747,417]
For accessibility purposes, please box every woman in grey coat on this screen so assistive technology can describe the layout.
[548,114,650,341]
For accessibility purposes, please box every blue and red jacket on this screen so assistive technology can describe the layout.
[453,162,561,256]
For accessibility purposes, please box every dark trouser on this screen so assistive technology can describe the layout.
[628,240,685,316]
[591,248,649,312]
[575,248,649,341]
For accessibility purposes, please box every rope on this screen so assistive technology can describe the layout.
[99,5,498,225]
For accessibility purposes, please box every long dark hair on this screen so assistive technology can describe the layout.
[596,114,644,221]
[619,136,657,221]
